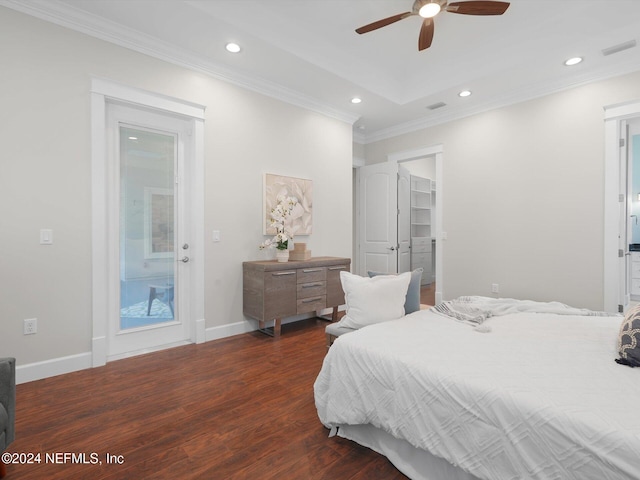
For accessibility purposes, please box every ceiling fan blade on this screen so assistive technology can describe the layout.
[356,12,413,34]
[446,1,510,15]
[418,18,434,51]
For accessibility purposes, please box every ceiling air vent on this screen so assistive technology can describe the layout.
[602,40,637,56]
[427,102,447,110]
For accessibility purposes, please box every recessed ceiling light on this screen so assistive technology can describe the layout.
[128,136,138,140]
[351,97,362,104]
[458,90,472,98]
[564,56,583,66]
[419,2,441,18]
[225,43,241,53]
[358,125,366,130]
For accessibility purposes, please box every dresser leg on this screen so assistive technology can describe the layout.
[257,318,282,337]
[273,318,282,337]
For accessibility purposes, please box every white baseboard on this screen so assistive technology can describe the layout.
[195,317,206,343]
[205,319,256,342]
[204,313,323,342]
[16,352,93,385]
[17,314,327,384]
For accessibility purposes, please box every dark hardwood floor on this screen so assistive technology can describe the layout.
[6,319,409,480]
[420,283,436,307]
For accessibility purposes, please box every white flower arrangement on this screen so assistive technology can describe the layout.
[259,195,299,251]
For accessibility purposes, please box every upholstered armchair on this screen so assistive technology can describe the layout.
[0,358,15,479]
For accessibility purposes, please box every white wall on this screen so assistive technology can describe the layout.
[0,8,353,369]
[364,71,640,310]
[402,158,435,179]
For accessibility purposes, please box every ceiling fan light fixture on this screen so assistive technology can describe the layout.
[419,2,441,18]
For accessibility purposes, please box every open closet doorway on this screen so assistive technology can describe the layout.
[627,121,640,309]
[604,100,640,313]
[355,145,444,306]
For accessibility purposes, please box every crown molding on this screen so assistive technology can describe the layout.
[5,0,639,144]
[352,130,367,145]
[361,61,640,144]
[0,0,360,126]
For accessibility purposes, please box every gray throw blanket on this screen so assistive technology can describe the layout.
[431,296,613,326]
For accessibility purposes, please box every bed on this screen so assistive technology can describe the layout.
[314,296,640,480]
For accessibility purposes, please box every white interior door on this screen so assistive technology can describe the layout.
[358,162,398,274]
[397,165,411,273]
[106,103,193,358]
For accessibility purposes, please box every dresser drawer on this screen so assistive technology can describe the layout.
[297,267,326,284]
[632,279,640,295]
[297,295,326,314]
[297,281,326,299]
[632,262,640,278]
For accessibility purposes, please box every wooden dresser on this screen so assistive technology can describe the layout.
[243,256,351,336]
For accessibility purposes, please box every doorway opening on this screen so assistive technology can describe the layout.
[604,100,640,313]
[354,144,443,305]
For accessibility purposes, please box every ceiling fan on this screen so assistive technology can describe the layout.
[355,0,510,51]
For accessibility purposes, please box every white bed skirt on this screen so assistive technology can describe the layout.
[336,424,481,480]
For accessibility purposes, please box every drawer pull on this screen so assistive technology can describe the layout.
[302,283,323,288]
[302,297,323,304]
[302,268,322,273]
[329,266,347,271]
[272,271,295,276]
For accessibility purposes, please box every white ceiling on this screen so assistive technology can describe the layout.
[6,0,640,142]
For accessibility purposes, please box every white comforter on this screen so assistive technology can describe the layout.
[314,302,640,480]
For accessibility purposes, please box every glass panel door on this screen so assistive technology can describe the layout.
[119,126,177,331]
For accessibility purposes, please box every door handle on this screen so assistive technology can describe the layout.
[180,256,190,263]
[388,246,395,251]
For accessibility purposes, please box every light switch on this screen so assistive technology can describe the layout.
[212,230,221,242]
[40,229,53,245]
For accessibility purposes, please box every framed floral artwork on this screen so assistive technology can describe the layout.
[263,174,312,235]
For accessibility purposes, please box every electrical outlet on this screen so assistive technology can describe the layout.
[491,284,500,294]
[24,318,37,335]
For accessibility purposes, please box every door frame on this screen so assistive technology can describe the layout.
[353,144,444,303]
[604,99,640,313]
[388,145,444,304]
[90,78,206,366]
[397,164,411,274]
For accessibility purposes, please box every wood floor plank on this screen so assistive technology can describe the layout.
[5,318,408,479]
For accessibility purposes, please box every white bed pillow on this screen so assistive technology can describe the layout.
[338,271,411,330]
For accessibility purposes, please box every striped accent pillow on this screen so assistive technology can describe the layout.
[616,305,640,367]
